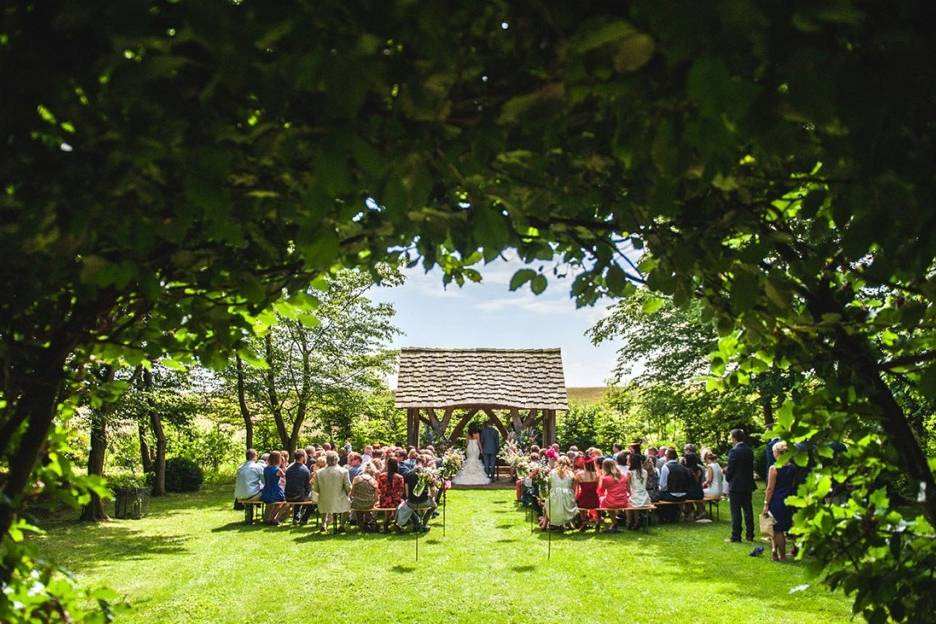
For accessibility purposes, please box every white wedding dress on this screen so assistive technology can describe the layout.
[452,439,491,485]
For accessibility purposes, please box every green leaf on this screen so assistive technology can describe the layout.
[237,347,269,370]
[641,296,664,315]
[509,269,537,291]
[919,365,936,401]
[530,274,547,295]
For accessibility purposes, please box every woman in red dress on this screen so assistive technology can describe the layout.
[597,458,630,533]
[574,458,600,532]
[377,457,405,532]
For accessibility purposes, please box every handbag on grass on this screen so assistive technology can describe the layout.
[759,511,776,537]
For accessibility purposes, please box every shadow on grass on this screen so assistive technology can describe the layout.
[211,521,269,533]
[510,565,536,573]
[391,565,416,573]
[37,524,190,574]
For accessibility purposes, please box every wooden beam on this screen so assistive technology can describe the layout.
[449,408,478,442]
[406,408,420,447]
[522,408,539,428]
[509,407,523,431]
[481,407,510,439]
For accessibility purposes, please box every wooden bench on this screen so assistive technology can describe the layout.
[237,499,318,525]
[655,498,723,522]
[597,505,657,532]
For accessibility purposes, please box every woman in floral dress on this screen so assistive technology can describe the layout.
[377,457,405,532]
[545,456,579,529]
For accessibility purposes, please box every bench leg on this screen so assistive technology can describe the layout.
[245,505,254,524]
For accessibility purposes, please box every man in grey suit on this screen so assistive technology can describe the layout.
[480,423,500,481]
[313,450,351,532]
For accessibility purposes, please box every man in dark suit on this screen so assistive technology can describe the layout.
[725,428,756,542]
[480,423,500,481]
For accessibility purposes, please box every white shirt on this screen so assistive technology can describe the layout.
[234,460,265,499]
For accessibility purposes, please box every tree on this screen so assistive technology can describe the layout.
[233,269,399,452]
[4,2,936,621]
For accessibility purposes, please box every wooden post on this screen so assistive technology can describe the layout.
[407,408,420,447]
[543,409,556,446]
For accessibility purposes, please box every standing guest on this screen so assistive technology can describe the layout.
[626,453,650,529]
[260,452,270,466]
[361,445,374,464]
[304,445,316,465]
[347,452,364,479]
[606,443,623,463]
[702,451,724,498]
[377,457,406,532]
[401,449,419,475]
[234,449,265,501]
[481,422,500,481]
[545,456,578,530]
[725,428,756,543]
[597,458,630,532]
[313,450,352,532]
[285,449,313,525]
[342,439,352,453]
[338,447,349,467]
[763,441,797,561]
[322,442,332,452]
[261,451,290,525]
[655,447,667,470]
[574,458,600,532]
[350,463,379,531]
[682,443,697,460]
[764,436,781,477]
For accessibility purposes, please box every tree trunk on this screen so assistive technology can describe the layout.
[264,334,289,448]
[80,366,114,522]
[144,369,167,497]
[0,347,71,556]
[138,420,153,474]
[761,394,774,428]
[235,354,253,451]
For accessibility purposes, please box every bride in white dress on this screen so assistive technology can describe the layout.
[452,432,491,485]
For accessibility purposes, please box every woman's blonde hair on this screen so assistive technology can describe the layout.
[772,440,788,458]
[602,458,621,479]
[555,455,572,478]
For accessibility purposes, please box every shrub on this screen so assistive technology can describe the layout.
[164,458,203,493]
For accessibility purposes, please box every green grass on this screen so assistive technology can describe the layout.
[35,485,855,623]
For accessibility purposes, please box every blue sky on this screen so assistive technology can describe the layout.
[371,256,622,387]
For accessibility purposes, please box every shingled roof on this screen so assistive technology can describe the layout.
[394,347,568,410]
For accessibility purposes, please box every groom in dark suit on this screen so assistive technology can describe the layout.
[480,423,500,481]
[725,428,756,542]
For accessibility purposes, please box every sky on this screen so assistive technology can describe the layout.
[370,255,622,388]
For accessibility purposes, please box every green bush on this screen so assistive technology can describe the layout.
[164,458,203,493]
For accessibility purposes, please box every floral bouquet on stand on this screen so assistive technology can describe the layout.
[412,466,435,497]
[499,443,528,480]
[439,449,464,487]
[530,464,550,498]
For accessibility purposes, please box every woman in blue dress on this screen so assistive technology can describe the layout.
[261,451,289,525]
[763,441,798,561]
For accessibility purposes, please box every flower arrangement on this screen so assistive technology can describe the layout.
[412,466,434,497]
[439,449,464,480]
[530,464,551,497]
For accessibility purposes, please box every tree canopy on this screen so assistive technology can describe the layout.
[3,1,936,621]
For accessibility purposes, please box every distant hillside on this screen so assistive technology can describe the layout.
[566,387,609,404]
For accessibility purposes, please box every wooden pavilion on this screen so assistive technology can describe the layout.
[394,347,569,448]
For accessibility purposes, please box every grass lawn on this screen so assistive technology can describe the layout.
[35,484,855,623]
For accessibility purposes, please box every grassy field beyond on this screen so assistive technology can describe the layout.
[36,485,854,623]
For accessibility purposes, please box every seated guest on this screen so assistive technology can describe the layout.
[521,453,542,511]
[338,447,349,467]
[644,456,660,502]
[401,449,419,475]
[313,450,352,532]
[655,447,668,470]
[234,449,265,501]
[260,452,270,466]
[646,446,659,466]
[597,458,630,533]
[702,450,724,498]
[658,449,691,522]
[347,452,364,479]
[683,451,706,519]
[626,452,650,530]
[606,443,623,463]
[350,462,379,531]
[397,456,436,532]
[615,451,629,476]
[574,458,600,532]
[377,457,406,531]
[308,454,326,504]
[261,451,290,525]
[361,445,374,464]
[544,456,578,530]
[285,449,313,525]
